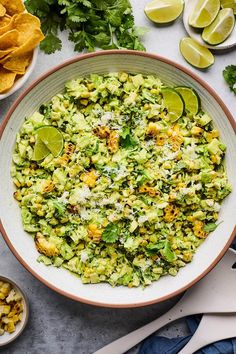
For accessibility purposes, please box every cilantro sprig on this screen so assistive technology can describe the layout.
[25,0,146,54]
[223,65,236,94]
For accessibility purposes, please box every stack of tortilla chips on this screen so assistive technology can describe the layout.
[0,0,44,94]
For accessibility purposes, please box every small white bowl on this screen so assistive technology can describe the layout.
[183,0,236,50]
[0,275,29,346]
[0,47,38,100]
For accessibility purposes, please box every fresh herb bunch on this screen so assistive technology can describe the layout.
[223,65,236,94]
[25,0,146,54]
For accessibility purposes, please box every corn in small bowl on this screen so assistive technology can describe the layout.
[0,276,29,346]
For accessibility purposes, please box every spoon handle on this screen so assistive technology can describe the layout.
[93,303,186,354]
[178,314,236,354]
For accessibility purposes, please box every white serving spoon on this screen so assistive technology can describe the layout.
[179,313,236,354]
[93,249,236,354]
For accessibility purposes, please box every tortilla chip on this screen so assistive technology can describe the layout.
[0,29,19,49]
[0,66,16,93]
[0,46,17,58]
[2,51,32,74]
[0,4,6,17]
[12,13,41,46]
[0,14,10,26]
[5,28,44,57]
[0,14,14,35]
[0,0,25,16]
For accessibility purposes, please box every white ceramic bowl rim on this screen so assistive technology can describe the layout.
[0,275,29,346]
[0,50,236,308]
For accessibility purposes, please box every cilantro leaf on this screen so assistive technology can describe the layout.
[146,240,176,262]
[160,240,177,263]
[106,9,122,27]
[40,33,62,54]
[93,32,111,47]
[146,241,166,255]
[52,200,66,216]
[102,223,120,243]
[122,13,134,29]
[25,0,51,17]
[64,4,89,23]
[73,31,95,52]
[223,65,236,94]
[120,127,137,149]
[204,222,222,233]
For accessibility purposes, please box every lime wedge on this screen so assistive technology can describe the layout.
[36,126,64,158]
[32,138,51,161]
[202,8,235,44]
[188,0,221,28]
[161,88,184,122]
[180,37,215,69]
[221,0,236,14]
[175,86,201,115]
[144,0,184,24]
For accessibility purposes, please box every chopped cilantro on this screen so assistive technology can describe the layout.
[146,240,176,263]
[204,222,222,233]
[120,127,137,149]
[146,241,165,255]
[102,222,120,243]
[161,241,177,263]
[52,200,66,217]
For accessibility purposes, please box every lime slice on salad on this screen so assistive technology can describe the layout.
[161,87,184,122]
[221,0,236,14]
[175,86,200,115]
[179,37,215,69]
[144,0,184,24]
[35,126,64,158]
[188,0,221,28]
[202,8,235,44]
[32,138,51,161]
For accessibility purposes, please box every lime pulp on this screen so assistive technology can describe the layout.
[161,87,184,122]
[33,126,64,159]
[144,0,184,24]
[175,86,200,115]
[179,37,215,69]
[188,0,221,28]
[202,8,235,44]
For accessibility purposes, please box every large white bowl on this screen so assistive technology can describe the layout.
[0,51,235,308]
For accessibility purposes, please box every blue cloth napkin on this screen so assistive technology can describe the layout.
[138,238,236,354]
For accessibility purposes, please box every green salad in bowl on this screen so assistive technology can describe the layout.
[11,72,231,288]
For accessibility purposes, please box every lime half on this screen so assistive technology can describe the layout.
[32,138,51,161]
[188,0,221,28]
[144,0,184,24]
[202,8,235,44]
[161,88,184,122]
[175,86,200,115]
[221,0,236,14]
[180,37,215,69]
[36,126,64,158]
